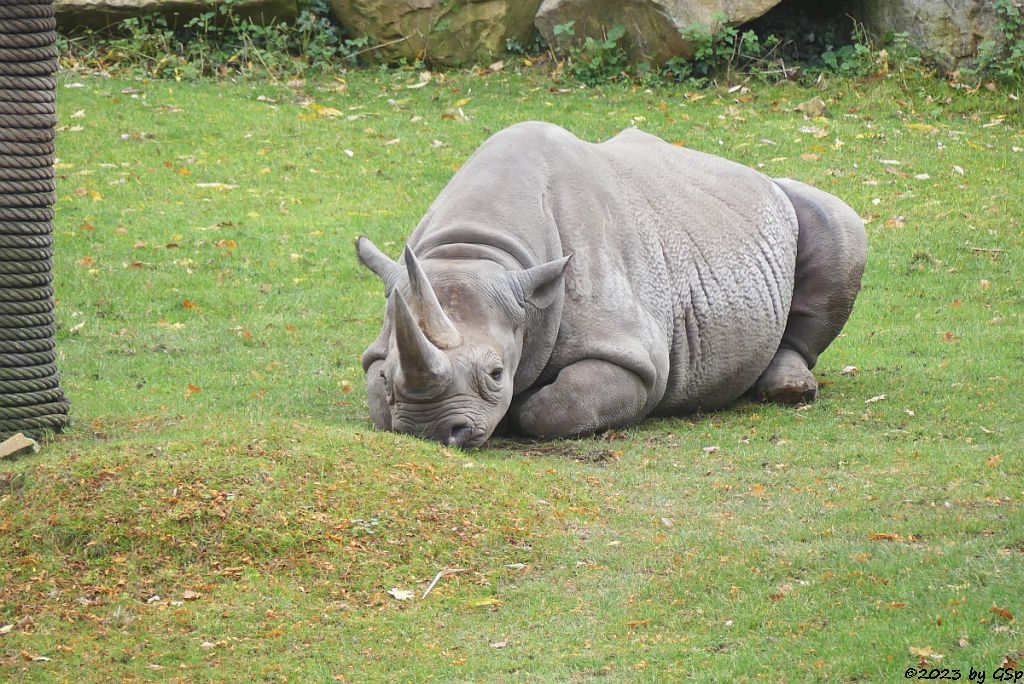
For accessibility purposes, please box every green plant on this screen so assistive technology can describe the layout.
[555,23,629,86]
[975,0,1024,85]
[663,14,789,84]
[58,0,360,81]
[819,22,876,78]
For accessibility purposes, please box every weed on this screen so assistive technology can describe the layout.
[975,0,1024,85]
[552,22,629,86]
[59,0,363,81]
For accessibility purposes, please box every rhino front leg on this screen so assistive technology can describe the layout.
[755,178,867,404]
[364,359,393,431]
[509,359,650,439]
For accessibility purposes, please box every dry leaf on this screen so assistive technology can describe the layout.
[840,366,859,376]
[388,588,414,601]
[986,454,1003,468]
[908,645,943,660]
[864,394,886,404]
[182,299,197,310]
[795,97,827,117]
[181,590,201,601]
[989,606,1015,622]
[466,597,501,608]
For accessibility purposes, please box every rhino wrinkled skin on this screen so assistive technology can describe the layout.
[357,122,866,448]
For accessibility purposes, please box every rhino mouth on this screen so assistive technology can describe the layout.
[393,412,490,449]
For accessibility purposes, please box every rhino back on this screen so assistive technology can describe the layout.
[547,127,799,413]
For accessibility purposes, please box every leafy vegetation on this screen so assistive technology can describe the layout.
[975,0,1024,86]
[58,0,365,80]
[553,22,630,86]
[0,65,1021,680]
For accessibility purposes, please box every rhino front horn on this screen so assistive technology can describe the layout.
[403,246,462,349]
[391,290,452,393]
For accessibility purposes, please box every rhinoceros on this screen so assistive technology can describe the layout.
[356,122,866,448]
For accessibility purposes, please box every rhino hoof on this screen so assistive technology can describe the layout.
[753,349,818,405]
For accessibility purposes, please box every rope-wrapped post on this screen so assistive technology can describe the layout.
[0,0,70,437]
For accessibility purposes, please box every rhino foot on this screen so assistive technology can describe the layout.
[752,348,818,405]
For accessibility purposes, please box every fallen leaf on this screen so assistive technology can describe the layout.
[181,590,201,601]
[341,380,353,394]
[987,454,1003,468]
[869,532,902,541]
[186,384,201,396]
[182,299,197,310]
[795,97,827,117]
[990,606,1015,622]
[801,153,820,161]
[908,645,943,660]
[703,446,720,453]
[840,366,859,376]
[489,641,507,648]
[388,588,414,601]
[466,597,501,608]
[0,624,13,635]
[979,279,991,290]
[195,183,237,190]
[864,394,886,404]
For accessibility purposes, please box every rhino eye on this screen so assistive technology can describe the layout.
[489,367,504,382]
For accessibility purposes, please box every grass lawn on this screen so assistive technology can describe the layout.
[1,65,1022,681]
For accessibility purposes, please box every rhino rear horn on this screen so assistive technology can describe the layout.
[508,255,572,309]
[391,290,452,393]
[403,246,463,349]
[355,236,403,295]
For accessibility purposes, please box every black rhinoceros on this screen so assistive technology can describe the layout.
[356,122,866,448]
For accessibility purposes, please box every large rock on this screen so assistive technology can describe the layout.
[535,0,782,65]
[56,0,298,31]
[846,0,1002,70]
[328,0,543,66]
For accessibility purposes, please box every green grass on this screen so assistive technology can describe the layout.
[1,66,1022,681]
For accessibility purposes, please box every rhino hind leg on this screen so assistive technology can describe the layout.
[754,178,867,404]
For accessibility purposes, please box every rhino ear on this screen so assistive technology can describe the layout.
[355,236,403,294]
[507,255,571,310]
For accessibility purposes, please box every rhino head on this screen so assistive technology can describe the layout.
[356,237,569,448]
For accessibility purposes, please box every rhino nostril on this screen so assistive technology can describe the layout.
[446,423,474,448]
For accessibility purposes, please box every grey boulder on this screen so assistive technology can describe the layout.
[847,0,1003,70]
[327,0,542,66]
[535,0,782,65]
